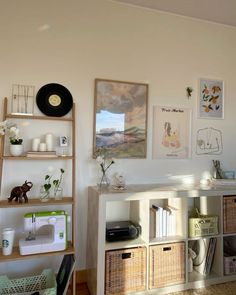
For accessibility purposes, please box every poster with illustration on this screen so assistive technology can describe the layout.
[152,106,191,159]
[196,127,223,155]
[199,79,224,119]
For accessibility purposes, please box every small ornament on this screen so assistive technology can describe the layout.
[113,173,126,190]
[8,180,33,203]
[186,87,193,99]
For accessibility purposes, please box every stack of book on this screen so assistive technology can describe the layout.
[150,205,177,238]
[193,237,217,275]
[26,151,58,158]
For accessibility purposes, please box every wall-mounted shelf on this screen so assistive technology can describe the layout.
[5,113,73,122]
[0,97,77,295]
[0,197,74,208]
[1,156,73,160]
[0,242,74,262]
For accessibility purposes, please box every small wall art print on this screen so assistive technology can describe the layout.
[152,106,191,159]
[93,79,148,158]
[196,127,223,155]
[199,78,224,119]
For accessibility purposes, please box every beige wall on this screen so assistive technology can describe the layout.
[1,0,236,271]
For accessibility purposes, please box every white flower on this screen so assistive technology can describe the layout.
[96,156,104,165]
[0,120,7,136]
[9,126,19,136]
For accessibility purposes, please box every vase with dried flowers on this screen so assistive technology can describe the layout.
[95,148,115,188]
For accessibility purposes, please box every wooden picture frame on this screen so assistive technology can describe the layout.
[198,78,224,119]
[93,79,148,158]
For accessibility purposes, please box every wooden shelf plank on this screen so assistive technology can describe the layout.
[2,156,73,160]
[5,113,73,121]
[0,242,75,262]
[0,197,74,208]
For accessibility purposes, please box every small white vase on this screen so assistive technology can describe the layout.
[10,144,23,156]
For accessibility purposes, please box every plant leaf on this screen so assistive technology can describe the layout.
[53,180,59,186]
[44,184,51,191]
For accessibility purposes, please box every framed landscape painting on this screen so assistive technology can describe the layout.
[93,79,148,158]
[198,78,224,119]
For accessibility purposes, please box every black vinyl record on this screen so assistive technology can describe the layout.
[36,83,73,117]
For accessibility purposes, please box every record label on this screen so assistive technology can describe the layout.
[49,94,61,107]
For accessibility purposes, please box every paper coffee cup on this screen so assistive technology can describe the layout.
[2,228,15,255]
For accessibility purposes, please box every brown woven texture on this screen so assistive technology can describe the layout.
[223,196,236,234]
[149,242,185,289]
[105,247,146,295]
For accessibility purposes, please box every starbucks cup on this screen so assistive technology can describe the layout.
[2,228,15,255]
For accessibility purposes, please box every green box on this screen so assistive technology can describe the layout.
[0,269,56,295]
[189,215,218,238]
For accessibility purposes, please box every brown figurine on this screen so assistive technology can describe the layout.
[8,181,33,203]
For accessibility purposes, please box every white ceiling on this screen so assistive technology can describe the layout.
[113,0,236,27]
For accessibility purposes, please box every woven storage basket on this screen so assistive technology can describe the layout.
[0,269,56,295]
[223,196,236,234]
[105,247,146,295]
[149,242,185,289]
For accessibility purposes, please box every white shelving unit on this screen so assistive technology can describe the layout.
[87,184,236,295]
[0,97,76,294]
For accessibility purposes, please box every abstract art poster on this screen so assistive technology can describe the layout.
[198,78,224,119]
[152,106,191,159]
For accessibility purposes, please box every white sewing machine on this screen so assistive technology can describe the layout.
[19,210,69,255]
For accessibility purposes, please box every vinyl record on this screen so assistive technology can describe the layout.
[36,83,73,117]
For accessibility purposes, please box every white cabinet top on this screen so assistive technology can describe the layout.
[89,182,236,201]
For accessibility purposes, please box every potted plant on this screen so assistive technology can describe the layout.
[0,121,23,156]
[40,174,52,202]
[53,168,65,200]
[9,126,23,156]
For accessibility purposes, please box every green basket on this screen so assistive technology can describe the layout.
[0,269,56,295]
[189,208,218,238]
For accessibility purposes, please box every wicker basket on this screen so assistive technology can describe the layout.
[105,247,146,295]
[149,242,185,289]
[223,196,236,234]
[0,269,56,295]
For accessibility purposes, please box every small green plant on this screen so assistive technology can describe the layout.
[53,168,65,195]
[43,174,52,192]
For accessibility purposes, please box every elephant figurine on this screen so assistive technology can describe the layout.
[8,180,33,203]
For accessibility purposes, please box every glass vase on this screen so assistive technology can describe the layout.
[40,185,50,202]
[97,172,110,188]
[54,187,63,200]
